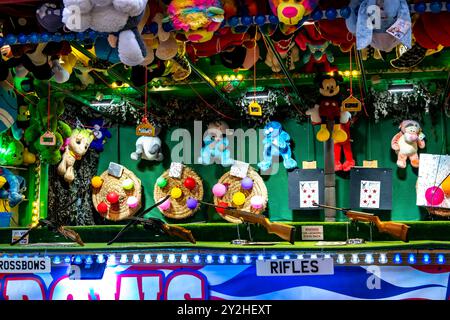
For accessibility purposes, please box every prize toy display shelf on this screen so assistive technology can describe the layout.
[0,221,449,253]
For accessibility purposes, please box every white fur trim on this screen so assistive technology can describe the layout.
[90,5,128,32]
[63,0,93,14]
[118,30,145,66]
[91,0,113,7]
[112,0,146,17]
[340,111,351,124]
[62,7,91,31]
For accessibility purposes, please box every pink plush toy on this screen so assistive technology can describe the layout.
[391,120,426,168]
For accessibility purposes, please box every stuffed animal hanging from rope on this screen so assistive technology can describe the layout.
[89,119,112,153]
[346,0,411,52]
[258,121,297,171]
[57,128,94,183]
[130,126,163,162]
[334,111,355,171]
[198,120,233,167]
[268,0,318,34]
[391,120,426,168]
[0,167,26,208]
[307,72,348,143]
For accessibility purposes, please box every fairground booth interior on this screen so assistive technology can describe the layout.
[0,0,449,301]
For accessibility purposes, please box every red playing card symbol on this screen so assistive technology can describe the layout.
[303,200,307,204]
[372,201,376,204]
[303,189,307,193]
[364,200,367,203]
[373,190,377,193]
[312,190,315,193]
[308,195,312,198]
[364,189,368,193]
[368,195,372,199]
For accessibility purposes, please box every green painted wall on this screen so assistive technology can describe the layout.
[97,113,449,223]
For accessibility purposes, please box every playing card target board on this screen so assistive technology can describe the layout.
[350,168,392,210]
[288,169,324,210]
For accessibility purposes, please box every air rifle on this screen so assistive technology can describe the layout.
[313,203,410,242]
[201,201,295,244]
[127,216,196,244]
[10,219,85,246]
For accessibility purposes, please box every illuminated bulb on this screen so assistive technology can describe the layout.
[108,254,116,266]
[271,255,277,260]
[215,75,223,82]
[351,254,360,264]
[120,254,128,263]
[310,254,317,259]
[223,75,230,81]
[258,254,264,261]
[337,254,346,264]
[132,254,140,263]
[111,82,118,89]
[324,254,331,259]
[194,255,200,263]
[180,254,188,264]
[297,254,304,260]
[219,255,226,263]
[394,254,402,264]
[156,254,164,263]
[64,256,71,263]
[168,254,176,263]
[408,254,416,264]
[33,201,38,207]
[33,208,38,214]
[32,216,38,222]
[53,256,61,264]
[244,255,251,263]
[144,254,151,263]
[365,254,374,264]
[344,70,351,77]
[231,255,238,263]
[423,254,430,264]
[74,256,82,264]
[379,253,388,264]
[85,256,93,264]
[284,255,290,260]
[437,254,445,264]
[230,75,236,81]
[237,74,243,81]
[97,255,105,263]
[206,255,213,263]
[352,70,359,76]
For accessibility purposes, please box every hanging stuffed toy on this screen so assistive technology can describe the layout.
[346,0,411,52]
[89,119,112,153]
[62,0,148,66]
[268,0,318,34]
[198,120,233,167]
[130,126,163,162]
[258,121,297,171]
[307,72,348,143]
[165,0,225,43]
[0,167,26,208]
[334,111,355,171]
[57,128,94,183]
[0,82,18,134]
[391,120,426,169]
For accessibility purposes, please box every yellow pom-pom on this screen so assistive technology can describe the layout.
[442,175,450,196]
[171,187,183,199]
[232,192,246,206]
[91,176,103,189]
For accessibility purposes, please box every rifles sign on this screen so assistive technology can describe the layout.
[256,258,334,276]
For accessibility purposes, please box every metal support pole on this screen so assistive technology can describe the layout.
[324,120,336,221]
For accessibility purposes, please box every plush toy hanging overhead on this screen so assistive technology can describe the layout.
[346,0,412,52]
[62,0,148,66]
[391,120,426,168]
[165,0,225,43]
[198,120,233,166]
[306,72,348,143]
[0,167,26,208]
[268,0,318,34]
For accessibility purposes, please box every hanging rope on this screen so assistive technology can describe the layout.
[253,29,257,102]
[143,65,148,122]
[47,81,51,131]
[187,83,237,120]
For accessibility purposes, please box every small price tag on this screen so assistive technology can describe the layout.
[248,101,262,116]
[386,18,411,41]
[302,161,317,169]
[39,131,56,146]
[169,162,184,178]
[108,162,124,178]
[230,160,249,178]
[136,120,155,137]
[301,225,324,240]
[341,95,361,112]
[363,160,378,168]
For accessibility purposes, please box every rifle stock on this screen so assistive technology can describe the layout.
[161,224,196,244]
[224,209,296,244]
[314,203,410,242]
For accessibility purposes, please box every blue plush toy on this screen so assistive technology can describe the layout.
[0,84,18,134]
[89,119,112,153]
[198,121,233,167]
[346,0,411,52]
[258,121,297,171]
[0,167,26,208]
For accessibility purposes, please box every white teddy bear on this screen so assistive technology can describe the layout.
[62,0,148,66]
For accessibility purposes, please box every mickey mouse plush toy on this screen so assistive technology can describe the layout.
[312,72,348,143]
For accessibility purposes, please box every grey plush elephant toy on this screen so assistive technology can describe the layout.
[130,127,163,162]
